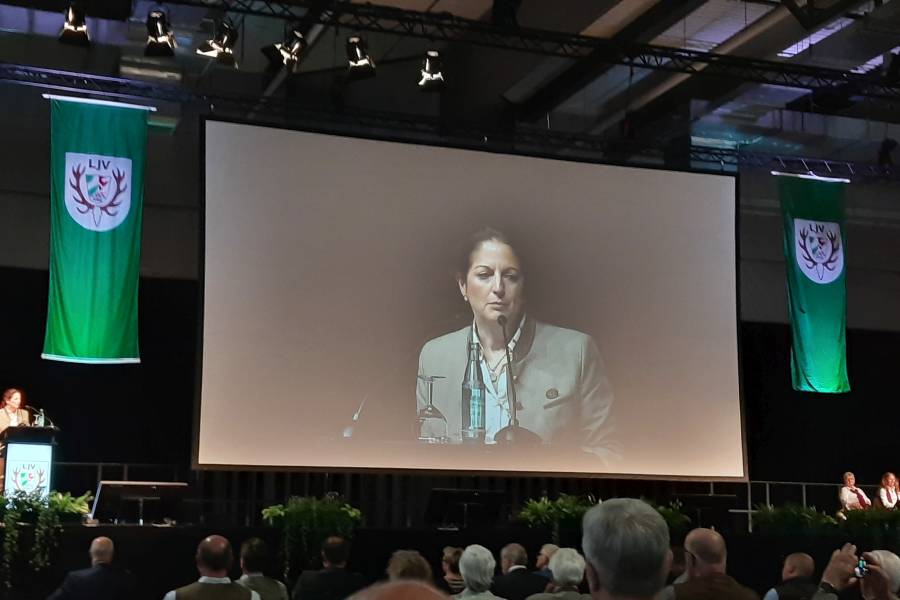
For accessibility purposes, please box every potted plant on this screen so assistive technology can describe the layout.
[262,493,363,581]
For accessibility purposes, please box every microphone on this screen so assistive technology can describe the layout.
[342,396,367,438]
[493,315,541,446]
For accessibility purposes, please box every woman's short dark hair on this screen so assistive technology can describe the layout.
[0,388,24,409]
[240,537,270,573]
[387,549,433,582]
[442,546,463,575]
[455,227,522,281]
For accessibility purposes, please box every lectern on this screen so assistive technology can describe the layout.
[1,426,59,499]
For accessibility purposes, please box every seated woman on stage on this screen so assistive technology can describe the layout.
[839,471,871,516]
[0,388,30,435]
[879,472,899,510]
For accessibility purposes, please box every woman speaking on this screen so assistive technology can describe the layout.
[0,388,30,435]
[416,228,619,463]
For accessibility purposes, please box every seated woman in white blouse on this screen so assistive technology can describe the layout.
[839,471,872,516]
[879,472,899,510]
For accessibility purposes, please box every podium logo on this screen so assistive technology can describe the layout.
[11,462,48,494]
[64,152,133,231]
[794,219,843,284]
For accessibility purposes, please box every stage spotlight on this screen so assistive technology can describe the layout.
[196,20,239,68]
[145,9,176,57]
[418,50,444,92]
[59,2,89,47]
[262,25,307,74]
[346,35,375,80]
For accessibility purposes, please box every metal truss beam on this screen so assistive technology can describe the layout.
[1,62,896,180]
[165,0,900,101]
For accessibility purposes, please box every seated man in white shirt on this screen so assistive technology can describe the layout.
[838,471,872,517]
[163,535,260,600]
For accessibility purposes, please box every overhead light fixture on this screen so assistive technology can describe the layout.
[346,35,375,80]
[145,9,176,57]
[197,20,239,68]
[418,50,444,92]
[59,2,89,47]
[262,25,306,74]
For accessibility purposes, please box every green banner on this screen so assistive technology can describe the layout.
[779,174,849,393]
[42,99,147,363]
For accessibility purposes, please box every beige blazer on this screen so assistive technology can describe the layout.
[0,409,31,453]
[417,318,620,463]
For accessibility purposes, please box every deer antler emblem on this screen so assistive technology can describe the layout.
[797,224,842,281]
[69,164,128,227]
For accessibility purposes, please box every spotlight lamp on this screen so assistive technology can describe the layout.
[346,35,375,79]
[59,2,90,47]
[418,50,444,91]
[145,9,176,57]
[262,25,306,74]
[197,20,239,67]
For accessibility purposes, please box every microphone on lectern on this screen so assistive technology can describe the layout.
[493,314,541,446]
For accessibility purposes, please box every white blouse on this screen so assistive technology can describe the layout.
[880,486,899,509]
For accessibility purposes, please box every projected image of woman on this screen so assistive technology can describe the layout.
[416,228,620,463]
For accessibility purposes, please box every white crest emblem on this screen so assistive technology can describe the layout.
[794,218,843,284]
[64,152,132,232]
[11,462,47,494]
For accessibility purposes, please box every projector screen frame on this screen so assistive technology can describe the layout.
[193,115,747,482]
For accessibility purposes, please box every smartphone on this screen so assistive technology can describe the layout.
[855,558,868,578]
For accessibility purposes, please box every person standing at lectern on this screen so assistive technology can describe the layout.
[0,388,31,434]
[0,387,30,492]
[416,227,619,463]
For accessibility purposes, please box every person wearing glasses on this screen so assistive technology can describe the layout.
[839,471,871,517]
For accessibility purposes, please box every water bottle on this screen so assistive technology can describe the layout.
[461,342,486,443]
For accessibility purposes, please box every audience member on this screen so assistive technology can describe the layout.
[458,544,506,600]
[238,537,289,600]
[666,528,758,600]
[492,544,547,600]
[813,543,900,600]
[581,498,671,600]
[667,547,687,585]
[526,548,589,600]
[292,536,366,600]
[440,547,465,595]
[762,553,816,600]
[879,473,899,510]
[47,536,135,600]
[535,545,560,579]
[386,550,433,583]
[348,580,447,600]
[839,471,872,515]
[164,535,260,600]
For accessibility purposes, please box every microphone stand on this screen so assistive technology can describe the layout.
[493,316,541,446]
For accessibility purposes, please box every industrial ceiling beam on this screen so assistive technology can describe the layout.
[1,61,895,180]
[159,0,899,101]
[781,0,867,29]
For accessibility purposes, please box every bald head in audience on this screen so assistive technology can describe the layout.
[781,553,814,582]
[349,580,446,600]
[89,536,114,566]
[684,528,727,578]
[196,535,233,578]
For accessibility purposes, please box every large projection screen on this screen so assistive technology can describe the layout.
[199,120,744,479]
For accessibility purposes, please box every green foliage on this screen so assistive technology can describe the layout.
[518,494,594,530]
[643,499,692,541]
[752,503,839,534]
[842,506,900,535]
[0,490,94,588]
[262,494,363,581]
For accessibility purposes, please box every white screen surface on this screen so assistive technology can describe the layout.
[200,121,743,478]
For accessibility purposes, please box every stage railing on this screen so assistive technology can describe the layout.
[50,462,880,531]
